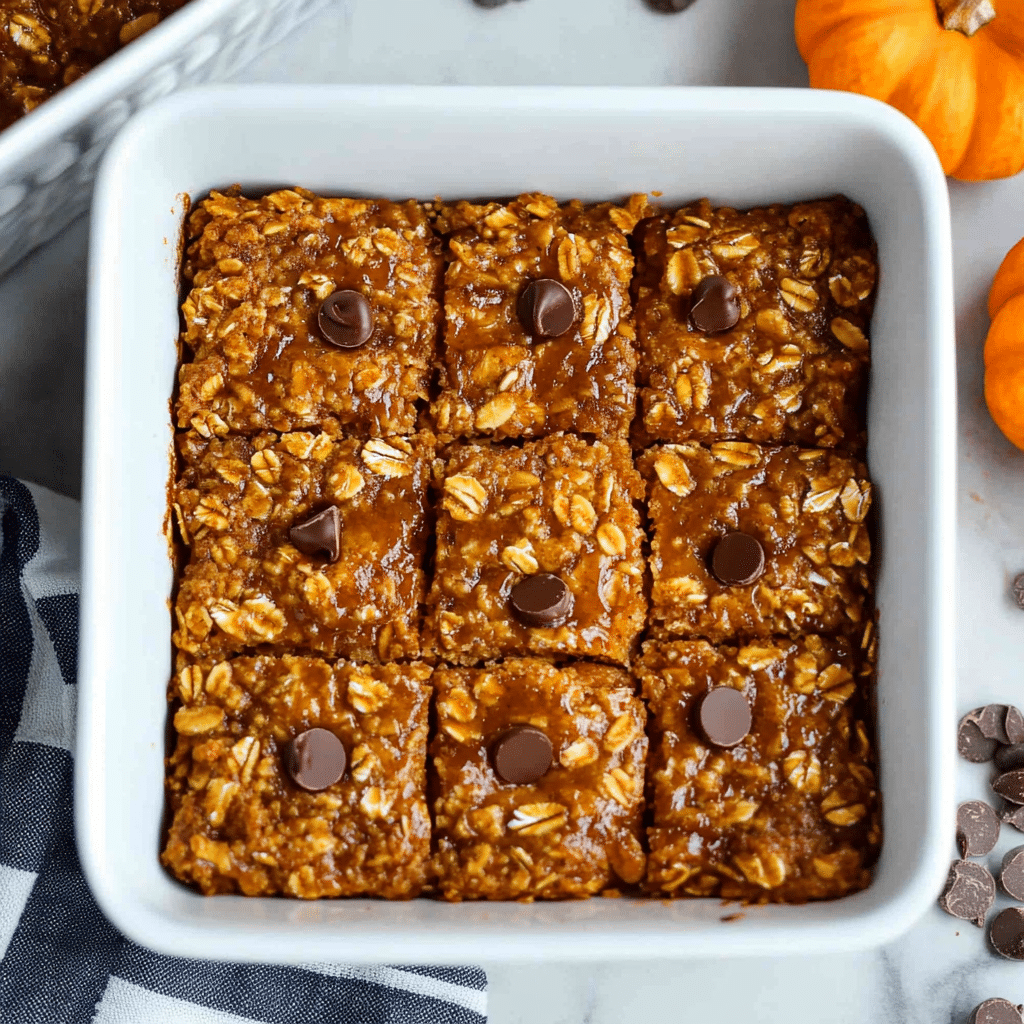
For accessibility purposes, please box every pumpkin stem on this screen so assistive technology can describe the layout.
[936,0,996,35]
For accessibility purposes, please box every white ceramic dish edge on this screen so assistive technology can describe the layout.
[78,84,956,964]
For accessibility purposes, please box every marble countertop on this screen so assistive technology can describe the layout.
[2,0,1023,1019]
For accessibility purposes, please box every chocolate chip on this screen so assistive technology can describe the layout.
[994,770,1024,805]
[644,0,698,10]
[1002,847,1024,902]
[492,726,553,784]
[694,687,752,748]
[975,705,1013,744]
[1013,573,1024,609]
[939,860,995,927]
[959,708,1006,763]
[689,275,741,334]
[289,506,342,562]
[957,800,1000,857]
[1007,707,1024,745]
[517,279,577,339]
[1003,805,1024,832]
[509,573,573,628]
[996,743,1024,772]
[971,999,1024,1024]
[992,907,1024,959]
[284,728,346,791]
[318,290,373,349]
[710,532,765,587]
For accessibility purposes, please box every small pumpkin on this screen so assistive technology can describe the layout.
[795,0,1024,181]
[985,236,1024,448]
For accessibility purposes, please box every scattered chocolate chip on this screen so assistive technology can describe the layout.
[517,279,577,339]
[996,743,1024,773]
[939,860,995,927]
[992,907,1024,959]
[976,705,1014,744]
[689,275,740,334]
[1013,572,1024,609]
[994,770,1024,805]
[694,687,752,748]
[1007,707,1024,745]
[509,573,573,628]
[284,728,347,791]
[1002,847,1024,902]
[957,801,1001,857]
[710,532,765,587]
[1003,805,1024,832]
[971,999,1024,1024]
[492,726,553,784]
[644,0,698,10]
[959,709,1001,763]
[289,506,342,562]
[318,290,373,349]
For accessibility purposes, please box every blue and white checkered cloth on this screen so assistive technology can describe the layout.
[0,476,488,1024]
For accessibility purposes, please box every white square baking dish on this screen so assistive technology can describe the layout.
[0,0,333,279]
[77,85,956,963]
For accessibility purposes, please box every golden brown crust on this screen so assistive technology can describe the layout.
[635,197,875,450]
[431,659,647,901]
[638,638,880,903]
[163,656,433,898]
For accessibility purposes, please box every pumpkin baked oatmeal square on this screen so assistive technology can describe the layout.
[430,659,648,901]
[637,441,872,642]
[163,655,432,898]
[171,429,433,661]
[426,433,646,665]
[638,637,879,903]
[431,192,649,440]
[634,196,875,450]
[176,188,442,439]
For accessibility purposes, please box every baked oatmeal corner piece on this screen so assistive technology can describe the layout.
[432,193,652,441]
[172,430,434,662]
[637,441,872,642]
[427,434,646,665]
[635,196,875,449]
[430,659,647,901]
[177,188,442,438]
[163,655,433,899]
[637,637,879,903]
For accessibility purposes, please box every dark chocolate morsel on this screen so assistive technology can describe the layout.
[994,770,1024,805]
[957,800,1001,858]
[694,687,752,748]
[509,573,573,628]
[492,726,554,785]
[996,743,1024,773]
[1003,804,1024,833]
[971,999,1024,1024]
[992,907,1024,959]
[289,506,343,562]
[939,860,995,927]
[284,728,347,792]
[710,532,765,587]
[974,705,1013,744]
[1007,707,1024,746]
[1013,573,1024,610]
[689,275,740,334]
[1001,847,1024,902]
[644,0,699,10]
[517,279,577,339]
[959,712,999,764]
[318,290,373,349]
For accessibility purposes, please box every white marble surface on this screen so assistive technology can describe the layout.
[2,0,1024,1019]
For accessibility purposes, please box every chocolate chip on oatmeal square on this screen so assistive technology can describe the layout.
[285,727,347,791]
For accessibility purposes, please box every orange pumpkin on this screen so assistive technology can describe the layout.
[795,0,1024,181]
[985,237,1024,448]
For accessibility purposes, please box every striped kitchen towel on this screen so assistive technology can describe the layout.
[0,476,487,1024]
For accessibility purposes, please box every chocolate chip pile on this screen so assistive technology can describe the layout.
[941,704,1024,971]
